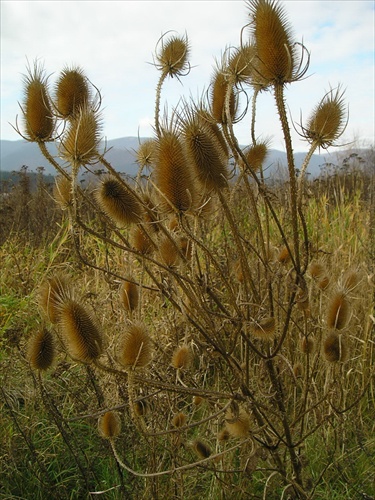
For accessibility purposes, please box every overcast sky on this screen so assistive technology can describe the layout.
[1,0,374,152]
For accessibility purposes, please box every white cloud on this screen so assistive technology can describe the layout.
[1,0,374,151]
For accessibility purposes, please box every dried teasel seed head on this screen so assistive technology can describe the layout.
[247,0,300,84]
[59,300,103,363]
[54,66,90,119]
[179,236,192,260]
[210,69,237,125]
[228,43,256,84]
[120,281,139,313]
[96,176,143,227]
[218,428,230,442]
[244,142,269,172]
[171,345,192,370]
[192,439,212,459]
[193,395,203,406]
[98,411,121,439]
[136,139,156,170]
[118,322,152,369]
[53,175,72,210]
[277,245,291,264]
[318,275,330,290]
[309,261,326,280]
[27,327,55,371]
[39,274,72,324]
[341,269,360,294]
[172,412,187,428]
[293,362,303,379]
[182,108,228,191]
[21,61,54,142]
[60,103,102,166]
[156,32,190,78]
[303,86,347,149]
[133,400,148,416]
[197,107,230,160]
[250,317,276,340]
[158,235,180,268]
[323,331,349,363]
[296,286,310,312]
[225,406,251,438]
[300,336,315,355]
[131,225,154,255]
[154,130,197,214]
[326,291,350,330]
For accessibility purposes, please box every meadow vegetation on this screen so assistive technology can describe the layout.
[1,0,374,498]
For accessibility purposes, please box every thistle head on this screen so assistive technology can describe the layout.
[244,141,269,172]
[323,331,349,363]
[209,68,238,125]
[136,139,156,170]
[250,316,276,341]
[39,274,73,324]
[326,291,350,330]
[117,322,153,369]
[27,327,55,371]
[155,32,190,78]
[54,66,90,119]
[171,345,192,370]
[120,280,139,313]
[19,60,54,142]
[225,405,251,438]
[98,411,122,439]
[53,175,72,210]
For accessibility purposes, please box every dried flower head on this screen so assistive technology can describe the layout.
[20,61,54,142]
[323,331,349,363]
[171,345,192,370]
[53,175,72,210]
[172,412,187,428]
[39,274,72,324]
[95,176,143,226]
[120,281,139,313]
[131,226,154,255]
[118,323,152,369]
[54,66,90,119]
[326,291,350,330]
[59,299,103,363]
[133,400,148,416]
[27,327,55,371]
[227,43,256,85]
[318,275,330,290]
[210,69,237,124]
[192,439,212,459]
[300,336,315,355]
[98,411,121,439]
[225,406,251,438]
[250,317,276,340]
[136,139,156,170]
[293,362,303,379]
[155,32,190,78]
[309,261,326,280]
[244,142,269,172]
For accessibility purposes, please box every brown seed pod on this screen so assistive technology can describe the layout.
[54,66,90,119]
[225,406,251,438]
[136,139,156,170]
[53,175,72,210]
[59,300,103,363]
[293,362,303,379]
[250,317,276,341]
[197,108,229,160]
[155,33,190,78]
[210,69,237,124]
[309,261,326,280]
[192,439,212,459]
[193,395,203,406]
[300,336,315,355]
[171,345,192,370]
[27,327,55,371]
[118,323,152,369]
[39,274,72,324]
[131,225,154,255]
[120,281,139,313]
[179,236,192,261]
[60,103,101,165]
[95,176,143,227]
[218,428,230,442]
[21,62,54,142]
[133,399,148,416]
[154,130,197,214]
[172,412,187,428]
[98,411,121,439]
[158,235,180,268]
[228,43,256,85]
[341,269,360,294]
[326,291,350,330]
[317,275,330,290]
[247,0,297,84]
[277,246,291,264]
[244,142,268,172]
[182,109,228,191]
[323,331,349,363]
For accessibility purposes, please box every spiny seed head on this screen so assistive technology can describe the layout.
[131,226,154,255]
[192,439,211,459]
[293,362,303,379]
[98,411,121,439]
[326,291,350,330]
[244,142,268,172]
[228,44,256,84]
[250,317,276,340]
[193,395,203,406]
[341,269,360,294]
[158,235,180,268]
[54,66,90,119]
[304,86,347,148]
[179,236,192,260]
[247,0,299,84]
[120,281,139,312]
[118,322,152,369]
[136,139,156,169]
[59,300,103,363]
[309,261,326,280]
[323,331,349,363]
[277,246,291,264]
[172,412,187,428]
[154,130,197,213]
[53,175,72,210]
[225,406,251,438]
[182,110,228,191]
[210,69,237,124]
[27,327,55,371]
[296,286,310,311]
[156,33,190,78]
[300,336,315,354]
[171,345,192,370]
[21,61,54,142]
[218,428,230,442]
[39,274,72,324]
[96,176,143,226]
[196,107,230,160]
[133,400,148,416]
[318,275,330,290]
[60,104,102,165]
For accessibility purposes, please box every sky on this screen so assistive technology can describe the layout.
[1,0,374,152]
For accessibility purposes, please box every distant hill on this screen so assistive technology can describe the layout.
[0,136,356,180]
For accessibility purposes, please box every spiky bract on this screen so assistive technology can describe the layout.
[96,176,143,226]
[59,300,103,363]
[39,274,72,324]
